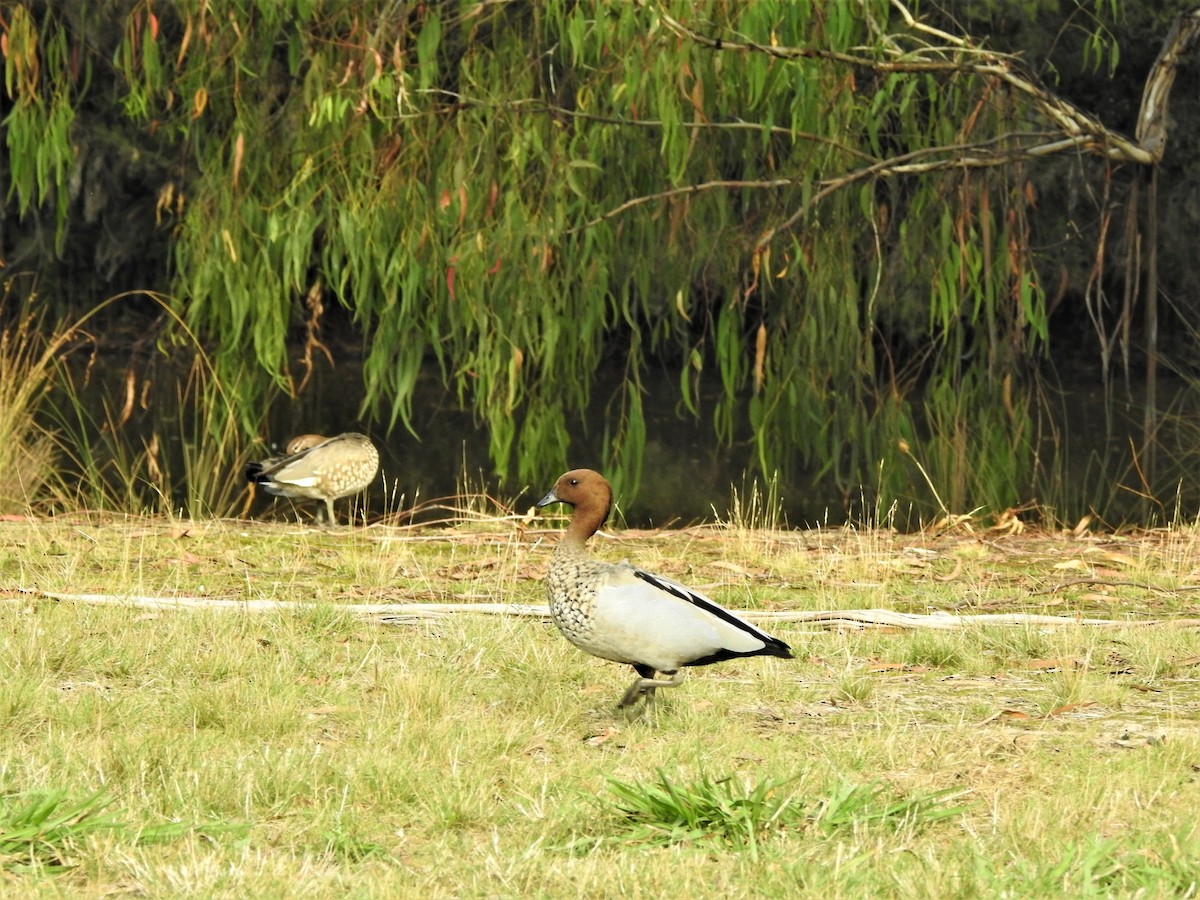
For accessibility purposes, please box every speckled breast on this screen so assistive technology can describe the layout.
[544,558,599,648]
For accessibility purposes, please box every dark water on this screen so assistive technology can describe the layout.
[49,342,1200,528]
[258,353,1194,528]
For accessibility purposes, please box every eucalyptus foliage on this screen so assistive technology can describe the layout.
[2,0,1130,514]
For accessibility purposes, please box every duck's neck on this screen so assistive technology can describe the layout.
[559,498,610,552]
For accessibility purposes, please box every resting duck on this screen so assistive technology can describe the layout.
[536,468,793,707]
[244,432,379,525]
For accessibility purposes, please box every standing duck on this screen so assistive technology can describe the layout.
[244,432,379,525]
[536,468,793,707]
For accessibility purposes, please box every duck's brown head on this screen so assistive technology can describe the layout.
[286,434,327,455]
[536,468,613,544]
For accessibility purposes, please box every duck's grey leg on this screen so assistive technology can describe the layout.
[618,669,685,708]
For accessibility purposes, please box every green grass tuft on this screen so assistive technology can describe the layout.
[0,789,244,875]
[587,771,968,861]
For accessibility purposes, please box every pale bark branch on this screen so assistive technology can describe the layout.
[1136,7,1200,159]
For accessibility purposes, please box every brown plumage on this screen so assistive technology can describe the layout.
[536,468,793,707]
[244,432,379,524]
[284,434,327,455]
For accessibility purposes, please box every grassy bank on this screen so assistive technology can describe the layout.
[1,514,1198,897]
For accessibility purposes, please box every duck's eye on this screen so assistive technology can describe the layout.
[568,478,579,486]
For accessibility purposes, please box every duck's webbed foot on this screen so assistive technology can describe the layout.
[618,668,685,708]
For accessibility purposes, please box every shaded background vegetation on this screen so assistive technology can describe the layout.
[2,0,1199,525]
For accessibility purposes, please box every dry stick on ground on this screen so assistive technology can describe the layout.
[12,589,1200,630]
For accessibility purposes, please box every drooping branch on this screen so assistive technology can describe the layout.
[754,133,1106,251]
[643,1,1200,249]
[657,2,1156,166]
[572,130,1075,235]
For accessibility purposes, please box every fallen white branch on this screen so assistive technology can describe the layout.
[13,589,1200,630]
[746,609,1200,630]
[14,589,547,618]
